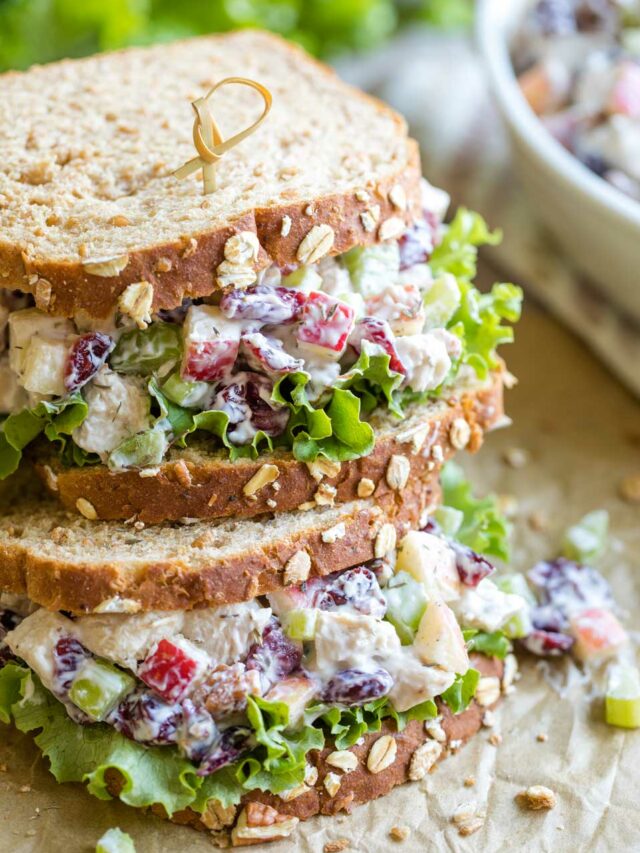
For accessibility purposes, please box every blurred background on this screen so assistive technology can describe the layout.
[0,0,471,70]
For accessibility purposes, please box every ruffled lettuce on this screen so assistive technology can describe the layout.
[440,668,480,714]
[464,629,511,660]
[441,461,511,561]
[0,394,88,478]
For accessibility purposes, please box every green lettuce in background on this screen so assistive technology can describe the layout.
[0,0,473,72]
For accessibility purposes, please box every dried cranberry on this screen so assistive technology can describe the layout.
[527,558,614,617]
[398,219,435,270]
[64,332,114,392]
[521,629,574,657]
[111,688,182,745]
[452,543,495,587]
[322,668,393,705]
[306,566,387,619]
[53,636,91,693]
[220,285,306,325]
[197,726,253,776]
[246,619,302,691]
[349,317,406,375]
[241,332,303,376]
[531,604,568,633]
[212,372,288,442]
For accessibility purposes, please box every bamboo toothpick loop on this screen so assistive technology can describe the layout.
[174,76,272,195]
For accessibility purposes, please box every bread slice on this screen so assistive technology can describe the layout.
[0,461,442,613]
[111,653,504,844]
[34,369,504,524]
[0,31,421,320]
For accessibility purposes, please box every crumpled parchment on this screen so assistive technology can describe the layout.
[2,303,639,852]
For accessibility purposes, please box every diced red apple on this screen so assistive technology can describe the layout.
[296,291,355,359]
[607,62,640,119]
[349,316,406,375]
[181,305,241,382]
[395,531,461,602]
[569,607,629,663]
[265,676,319,726]
[241,332,304,376]
[138,637,207,702]
[414,600,469,673]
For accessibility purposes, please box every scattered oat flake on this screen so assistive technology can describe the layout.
[488,733,502,746]
[619,473,640,503]
[324,840,350,853]
[389,825,411,841]
[516,785,557,811]
[19,785,31,793]
[458,817,485,837]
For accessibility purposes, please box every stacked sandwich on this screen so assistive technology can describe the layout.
[0,32,526,846]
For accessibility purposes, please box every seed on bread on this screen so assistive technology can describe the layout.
[357,477,376,498]
[42,465,58,492]
[449,417,471,450]
[378,216,405,241]
[326,750,358,772]
[75,498,97,520]
[297,224,334,264]
[278,783,309,802]
[231,803,299,845]
[321,522,346,544]
[173,460,192,488]
[224,231,260,265]
[82,254,130,277]
[315,483,337,507]
[355,188,370,202]
[388,184,407,211]
[360,205,381,232]
[118,281,153,329]
[475,676,501,707]
[154,257,173,273]
[34,278,52,311]
[408,740,442,781]
[374,523,396,558]
[216,259,257,289]
[386,455,411,491]
[243,463,279,496]
[110,215,130,227]
[306,458,341,481]
[181,237,198,258]
[324,772,342,797]
[283,550,311,586]
[367,735,397,774]
[280,215,292,237]
[201,799,237,831]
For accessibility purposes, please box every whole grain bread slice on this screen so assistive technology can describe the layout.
[110,653,505,844]
[0,464,441,613]
[34,369,504,524]
[0,30,421,319]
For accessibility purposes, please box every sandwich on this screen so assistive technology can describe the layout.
[0,30,523,846]
[0,462,526,846]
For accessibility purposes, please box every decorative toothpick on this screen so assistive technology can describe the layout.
[174,76,272,195]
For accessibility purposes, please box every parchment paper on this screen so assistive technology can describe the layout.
[1,300,639,853]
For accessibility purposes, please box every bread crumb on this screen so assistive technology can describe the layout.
[19,785,31,793]
[357,477,375,498]
[110,215,130,227]
[324,840,350,853]
[389,825,410,841]
[503,447,530,468]
[458,817,485,836]
[449,418,471,450]
[280,215,292,236]
[516,785,557,810]
[488,733,503,747]
[619,473,640,503]
[324,772,342,797]
[284,550,311,586]
[374,523,396,558]
[528,511,548,532]
[243,463,279,496]
[322,522,346,544]
[536,733,548,743]
[464,776,476,787]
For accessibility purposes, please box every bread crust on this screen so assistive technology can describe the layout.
[123,654,504,842]
[0,474,440,614]
[34,372,504,524]
[0,32,423,319]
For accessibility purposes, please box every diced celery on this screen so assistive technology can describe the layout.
[284,608,318,641]
[423,273,461,330]
[96,827,136,853]
[111,323,182,375]
[342,244,400,299]
[282,266,322,292]
[162,371,210,408]
[433,506,463,537]
[108,427,168,470]
[606,664,640,729]
[383,571,429,645]
[69,659,135,721]
[495,573,536,605]
[562,510,609,564]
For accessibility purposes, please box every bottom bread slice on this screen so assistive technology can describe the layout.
[102,655,504,846]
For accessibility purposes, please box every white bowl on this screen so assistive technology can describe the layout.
[477,0,640,320]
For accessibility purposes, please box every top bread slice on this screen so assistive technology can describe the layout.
[33,368,504,524]
[0,30,421,319]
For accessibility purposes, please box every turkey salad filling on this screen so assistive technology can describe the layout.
[0,183,521,476]
[0,494,527,810]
